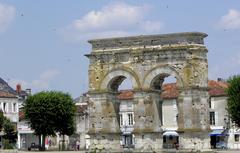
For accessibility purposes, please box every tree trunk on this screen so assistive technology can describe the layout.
[62,135,65,151]
[42,135,46,151]
[38,135,41,150]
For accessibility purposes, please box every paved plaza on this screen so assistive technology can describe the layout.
[0,149,239,153]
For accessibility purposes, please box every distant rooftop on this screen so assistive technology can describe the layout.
[0,77,17,98]
[117,80,228,100]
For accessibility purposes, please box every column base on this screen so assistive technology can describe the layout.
[88,133,121,151]
[179,131,210,150]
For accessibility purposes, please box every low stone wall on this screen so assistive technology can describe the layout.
[134,133,163,152]
[179,131,210,150]
[0,150,18,153]
[89,133,121,151]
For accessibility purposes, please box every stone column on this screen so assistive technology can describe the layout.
[87,92,121,150]
[177,88,210,149]
[175,43,211,149]
[133,91,163,151]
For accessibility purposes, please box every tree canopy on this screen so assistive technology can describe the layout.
[24,91,76,150]
[0,111,17,148]
[51,92,75,136]
[0,110,4,131]
[226,75,240,127]
[3,118,17,144]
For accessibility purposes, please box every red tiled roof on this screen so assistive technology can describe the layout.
[208,80,228,96]
[117,80,228,100]
[117,90,134,100]
[0,91,17,98]
[208,80,228,89]
[161,83,179,99]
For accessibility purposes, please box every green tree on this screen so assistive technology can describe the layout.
[226,75,240,127]
[0,110,4,131]
[50,92,75,150]
[0,114,17,149]
[24,91,76,150]
[3,118,17,145]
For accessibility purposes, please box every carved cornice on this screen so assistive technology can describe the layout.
[88,32,207,52]
[86,46,207,65]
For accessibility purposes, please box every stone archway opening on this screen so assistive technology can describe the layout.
[149,73,179,149]
[99,68,140,92]
[150,73,177,91]
[108,76,134,92]
[108,75,127,92]
[119,77,133,91]
[157,75,179,149]
[107,76,135,148]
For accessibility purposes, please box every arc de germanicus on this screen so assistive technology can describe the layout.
[86,32,210,151]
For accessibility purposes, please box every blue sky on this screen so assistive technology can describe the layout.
[0,0,240,98]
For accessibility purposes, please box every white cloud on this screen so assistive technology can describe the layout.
[39,69,60,81]
[0,3,15,33]
[218,9,240,29]
[8,69,61,92]
[61,2,163,42]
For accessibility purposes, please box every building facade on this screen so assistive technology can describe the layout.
[0,78,22,148]
[118,90,135,149]
[0,78,20,123]
[208,80,240,149]
[74,95,90,150]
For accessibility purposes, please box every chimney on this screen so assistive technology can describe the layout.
[217,78,223,82]
[25,89,31,95]
[16,84,21,94]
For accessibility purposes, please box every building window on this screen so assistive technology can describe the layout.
[163,136,166,143]
[128,113,133,125]
[173,101,177,110]
[210,112,215,125]
[120,114,123,126]
[13,103,16,112]
[209,99,214,109]
[3,103,6,113]
[235,134,239,142]
[122,134,134,148]
[209,98,211,108]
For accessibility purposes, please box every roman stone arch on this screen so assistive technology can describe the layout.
[99,68,141,91]
[86,32,210,151]
[142,65,184,90]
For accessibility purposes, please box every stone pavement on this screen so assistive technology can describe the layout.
[216,150,240,153]
[0,149,240,153]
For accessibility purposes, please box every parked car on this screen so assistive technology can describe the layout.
[216,141,227,149]
[28,143,41,151]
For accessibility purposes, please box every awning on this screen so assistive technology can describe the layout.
[209,129,225,136]
[234,130,240,135]
[163,131,179,136]
[85,134,90,139]
[121,132,132,135]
